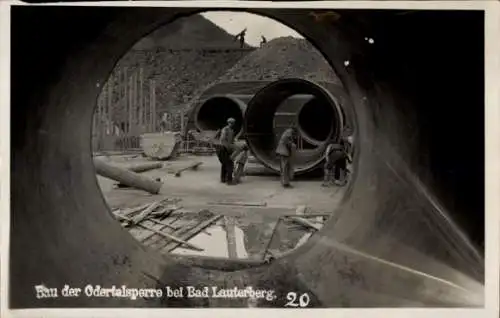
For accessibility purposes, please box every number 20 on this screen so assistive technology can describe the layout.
[285,292,310,307]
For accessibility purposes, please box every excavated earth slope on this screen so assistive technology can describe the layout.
[217,37,341,84]
[185,36,342,119]
[99,13,254,123]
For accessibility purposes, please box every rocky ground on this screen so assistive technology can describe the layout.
[216,36,341,84]
[97,154,344,260]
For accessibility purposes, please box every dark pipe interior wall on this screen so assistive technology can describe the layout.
[353,9,484,250]
[244,79,344,173]
[10,6,484,308]
[325,9,484,279]
[297,97,336,143]
[195,96,244,134]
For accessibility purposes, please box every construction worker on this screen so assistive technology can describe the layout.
[260,35,267,47]
[160,112,169,132]
[234,28,247,48]
[218,117,236,185]
[232,143,249,184]
[275,127,297,188]
[322,139,352,187]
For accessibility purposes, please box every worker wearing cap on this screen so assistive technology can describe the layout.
[218,117,236,185]
[275,127,297,188]
[322,137,353,187]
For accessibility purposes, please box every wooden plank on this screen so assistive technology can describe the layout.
[164,215,223,252]
[131,199,169,225]
[224,217,238,259]
[115,214,204,251]
[295,205,307,215]
[146,217,178,230]
[151,205,182,218]
[149,217,199,250]
[140,221,178,244]
[120,203,150,217]
[207,201,267,207]
[280,213,331,218]
[128,219,163,242]
[174,161,203,177]
[262,218,282,260]
[287,216,322,231]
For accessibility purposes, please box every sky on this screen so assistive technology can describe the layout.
[201,11,303,47]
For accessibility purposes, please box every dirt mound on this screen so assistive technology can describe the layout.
[102,13,254,122]
[133,14,252,50]
[217,36,341,84]
[182,37,342,119]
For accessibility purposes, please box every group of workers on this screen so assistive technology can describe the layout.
[214,117,353,188]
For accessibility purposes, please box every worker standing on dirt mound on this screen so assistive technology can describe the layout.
[276,127,297,188]
[218,117,236,185]
[234,28,247,48]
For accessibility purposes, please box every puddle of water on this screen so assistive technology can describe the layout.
[171,225,249,258]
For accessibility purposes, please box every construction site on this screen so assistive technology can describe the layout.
[10,7,486,308]
[92,13,350,261]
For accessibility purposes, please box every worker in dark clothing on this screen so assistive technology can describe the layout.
[275,127,297,188]
[234,28,247,48]
[322,140,352,187]
[218,118,236,185]
[213,128,224,165]
[232,143,249,184]
[260,36,267,47]
[338,131,354,184]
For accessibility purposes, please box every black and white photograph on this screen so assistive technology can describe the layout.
[3,0,499,315]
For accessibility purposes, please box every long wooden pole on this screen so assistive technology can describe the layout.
[97,91,104,150]
[152,79,156,132]
[108,74,114,136]
[92,98,97,146]
[123,67,129,134]
[114,214,204,251]
[93,158,162,194]
[139,67,144,133]
[133,71,138,134]
[149,79,153,132]
[128,75,133,135]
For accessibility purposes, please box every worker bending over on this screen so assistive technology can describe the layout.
[275,127,297,188]
[218,118,236,185]
[322,139,352,187]
[232,143,249,184]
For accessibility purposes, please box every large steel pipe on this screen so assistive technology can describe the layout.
[244,79,344,174]
[10,6,485,308]
[192,92,336,147]
[193,94,247,135]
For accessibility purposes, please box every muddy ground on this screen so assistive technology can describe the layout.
[96,153,346,260]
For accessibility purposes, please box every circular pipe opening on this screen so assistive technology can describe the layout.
[194,95,245,135]
[245,78,344,174]
[297,96,336,145]
[12,7,485,308]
